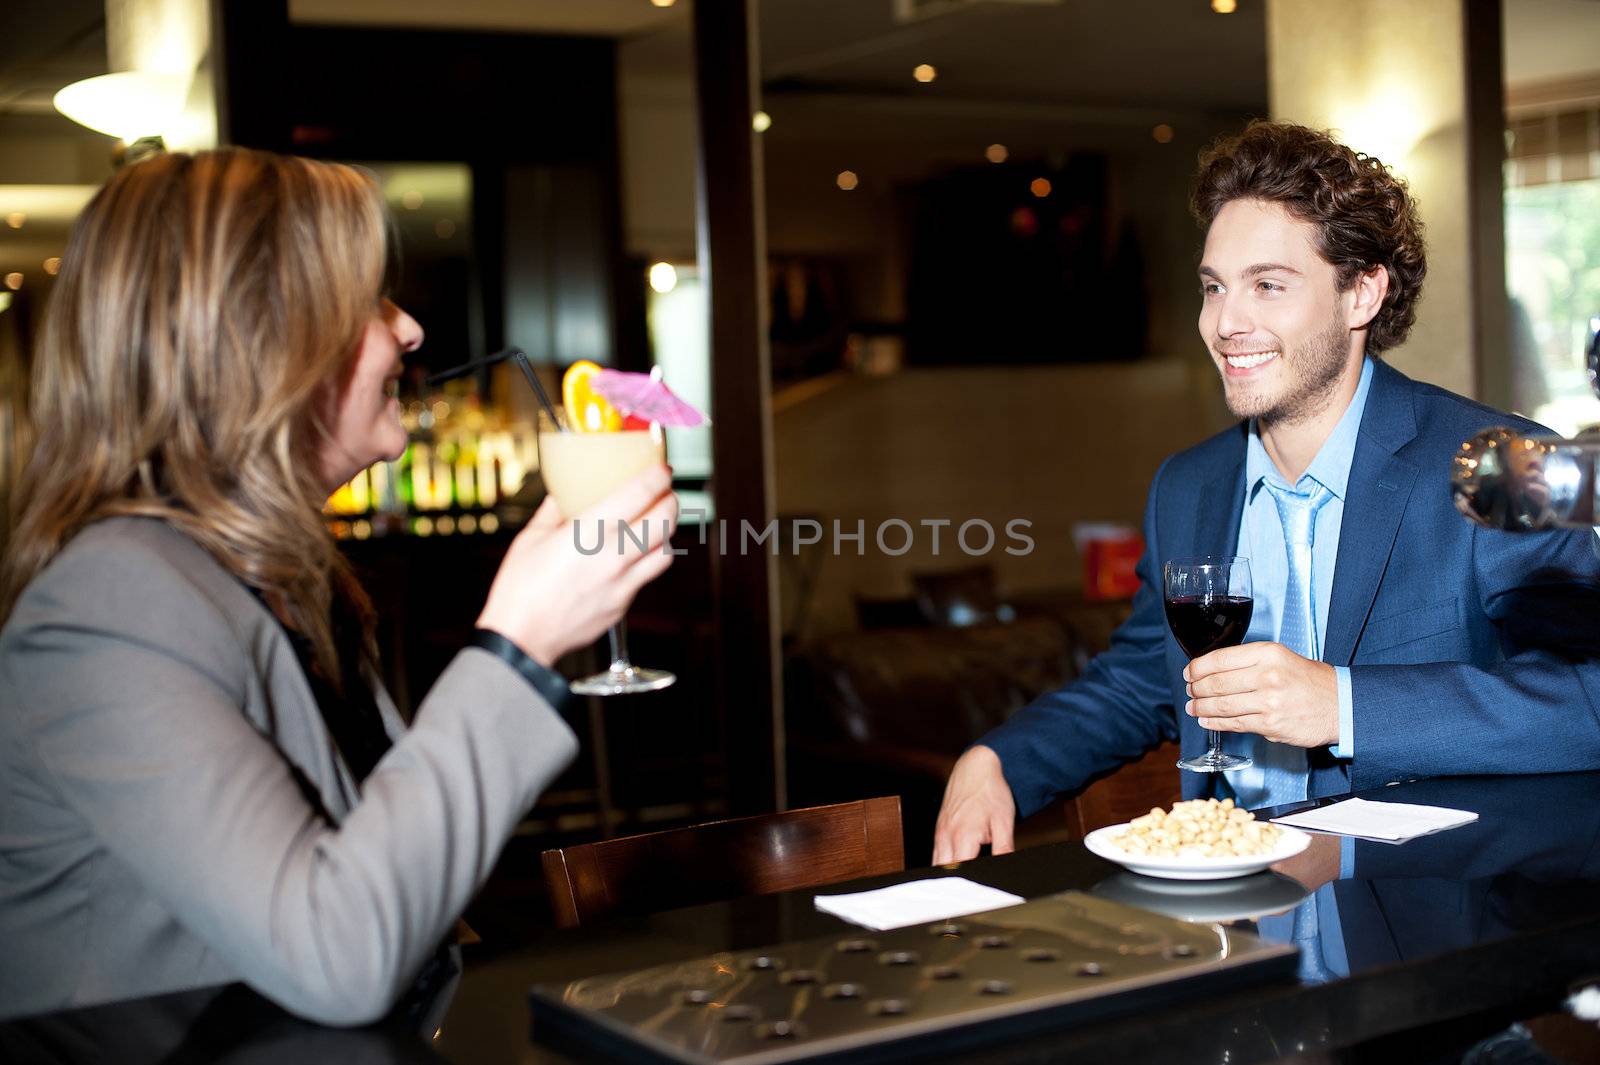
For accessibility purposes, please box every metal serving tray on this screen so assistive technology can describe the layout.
[528,891,1297,1064]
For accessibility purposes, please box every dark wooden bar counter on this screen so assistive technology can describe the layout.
[5,771,1598,1064]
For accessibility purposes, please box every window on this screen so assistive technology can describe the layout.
[1505,106,1600,434]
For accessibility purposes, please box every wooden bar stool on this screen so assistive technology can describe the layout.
[541,796,904,928]
[1068,740,1184,837]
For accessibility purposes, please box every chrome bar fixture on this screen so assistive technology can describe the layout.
[1454,319,1600,532]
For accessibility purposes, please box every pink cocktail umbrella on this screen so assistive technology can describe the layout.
[593,367,709,427]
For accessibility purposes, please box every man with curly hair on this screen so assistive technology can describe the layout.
[934,122,1600,862]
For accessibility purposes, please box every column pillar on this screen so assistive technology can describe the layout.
[693,0,784,813]
[1267,0,1506,401]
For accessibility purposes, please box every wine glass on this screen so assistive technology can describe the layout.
[537,407,675,696]
[1164,556,1253,772]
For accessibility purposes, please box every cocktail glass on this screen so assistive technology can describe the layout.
[537,407,675,695]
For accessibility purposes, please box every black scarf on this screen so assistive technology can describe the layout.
[249,585,394,785]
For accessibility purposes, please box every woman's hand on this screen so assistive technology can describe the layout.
[476,464,678,667]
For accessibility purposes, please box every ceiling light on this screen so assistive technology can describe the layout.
[43,257,61,276]
[5,213,23,229]
[1211,0,1236,12]
[1151,124,1175,143]
[650,0,676,6]
[985,143,1009,164]
[649,262,678,294]
[752,110,772,133]
[913,64,937,83]
[836,170,860,191]
[53,71,187,141]
[1030,178,1052,198]
[4,273,22,291]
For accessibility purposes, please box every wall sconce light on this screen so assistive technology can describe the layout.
[53,71,187,159]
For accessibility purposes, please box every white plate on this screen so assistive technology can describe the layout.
[1083,822,1312,881]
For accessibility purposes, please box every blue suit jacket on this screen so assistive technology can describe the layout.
[984,360,1600,816]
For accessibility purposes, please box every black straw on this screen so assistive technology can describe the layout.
[425,347,565,431]
[424,349,512,384]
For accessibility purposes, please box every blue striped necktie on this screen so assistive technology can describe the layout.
[1249,480,1332,806]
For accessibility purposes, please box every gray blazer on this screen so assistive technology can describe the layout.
[0,517,578,1024]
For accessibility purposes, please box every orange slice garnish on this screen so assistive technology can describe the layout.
[561,360,623,433]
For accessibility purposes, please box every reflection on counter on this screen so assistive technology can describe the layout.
[0,983,454,1065]
[1265,772,1600,987]
[1092,870,1308,926]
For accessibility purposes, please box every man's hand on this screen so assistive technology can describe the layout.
[1184,641,1339,748]
[932,746,1015,864]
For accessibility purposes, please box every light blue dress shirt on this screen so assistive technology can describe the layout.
[1223,357,1372,803]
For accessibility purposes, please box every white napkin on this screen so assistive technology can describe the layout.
[814,877,1025,931]
[1272,797,1478,843]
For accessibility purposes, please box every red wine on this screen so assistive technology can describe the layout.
[1165,595,1253,658]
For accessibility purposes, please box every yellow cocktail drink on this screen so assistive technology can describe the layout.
[537,361,682,696]
[537,425,665,517]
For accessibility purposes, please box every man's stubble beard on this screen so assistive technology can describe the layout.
[1222,311,1353,429]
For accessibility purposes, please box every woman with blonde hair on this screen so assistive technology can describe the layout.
[0,148,677,1024]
